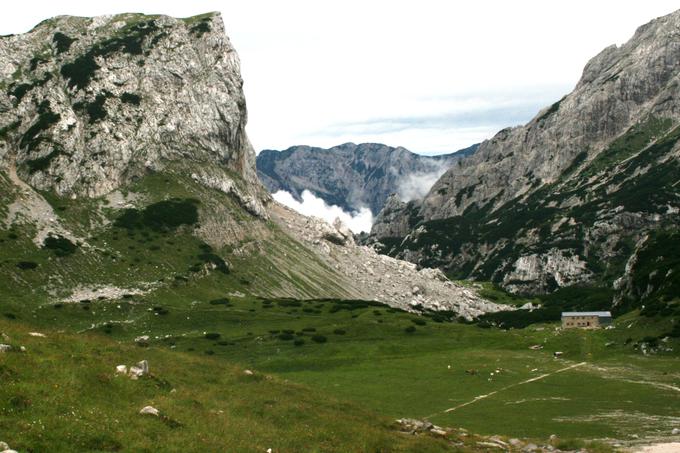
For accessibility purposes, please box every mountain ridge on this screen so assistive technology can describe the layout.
[257,142,478,214]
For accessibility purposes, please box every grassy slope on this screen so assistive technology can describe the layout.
[0,318,451,453]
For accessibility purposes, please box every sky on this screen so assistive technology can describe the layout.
[1,1,678,155]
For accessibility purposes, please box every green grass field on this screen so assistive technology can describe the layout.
[3,279,679,448]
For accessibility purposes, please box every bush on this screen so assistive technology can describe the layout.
[209,298,230,306]
[311,334,327,344]
[294,338,305,346]
[114,198,199,231]
[16,261,38,270]
[278,333,295,341]
[204,332,221,340]
[404,326,416,333]
[411,318,427,326]
[302,327,316,332]
[333,329,346,335]
[53,32,76,54]
[43,235,77,257]
[121,92,141,105]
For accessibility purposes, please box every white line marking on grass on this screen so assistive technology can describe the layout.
[430,361,587,417]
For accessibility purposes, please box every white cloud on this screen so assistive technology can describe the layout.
[396,165,450,202]
[272,190,373,233]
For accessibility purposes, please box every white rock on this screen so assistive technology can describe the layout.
[139,406,160,416]
[244,369,254,376]
[0,344,11,353]
[0,442,9,450]
[28,332,46,337]
[115,365,128,375]
[672,428,680,435]
[129,360,149,379]
[136,360,149,374]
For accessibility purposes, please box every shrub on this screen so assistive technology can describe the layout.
[114,199,199,231]
[204,332,221,340]
[53,32,76,54]
[333,329,346,335]
[209,298,230,305]
[311,334,327,343]
[282,329,295,335]
[204,350,215,355]
[404,326,416,333]
[278,333,295,341]
[302,327,316,332]
[411,318,427,326]
[293,338,305,346]
[16,261,38,270]
[121,92,141,105]
[43,235,77,257]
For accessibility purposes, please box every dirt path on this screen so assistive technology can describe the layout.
[634,442,680,453]
[428,361,587,417]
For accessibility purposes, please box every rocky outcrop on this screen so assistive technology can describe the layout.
[369,10,680,299]
[502,249,593,294]
[257,142,477,214]
[0,12,263,207]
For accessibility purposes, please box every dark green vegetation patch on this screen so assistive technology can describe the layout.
[114,198,199,231]
[73,91,113,123]
[52,32,76,54]
[120,92,141,105]
[189,18,211,37]
[19,101,61,154]
[42,235,78,257]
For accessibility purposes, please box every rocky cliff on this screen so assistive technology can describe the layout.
[0,12,263,209]
[257,142,477,214]
[370,10,680,311]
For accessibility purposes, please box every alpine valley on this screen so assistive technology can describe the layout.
[0,9,678,453]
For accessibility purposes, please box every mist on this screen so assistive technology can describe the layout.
[395,161,451,202]
[272,190,374,233]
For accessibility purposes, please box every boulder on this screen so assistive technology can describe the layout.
[0,344,11,353]
[129,360,149,379]
[672,428,680,435]
[396,418,433,433]
[244,369,254,376]
[0,442,9,450]
[139,406,160,416]
[115,365,128,375]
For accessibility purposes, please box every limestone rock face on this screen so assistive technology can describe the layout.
[369,9,680,297]
[0,12,261,203]
[420,11,680,221]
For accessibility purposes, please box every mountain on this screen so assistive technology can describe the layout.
[256,142,477,214]
[369,10,680,315]
[0,12,503,319]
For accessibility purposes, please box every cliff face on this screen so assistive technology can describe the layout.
[370,10,680,305]
[257,143,477,214]
[0,12,261,203]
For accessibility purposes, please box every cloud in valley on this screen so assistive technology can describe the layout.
[396,164,451,202]
[273,190,374,233]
